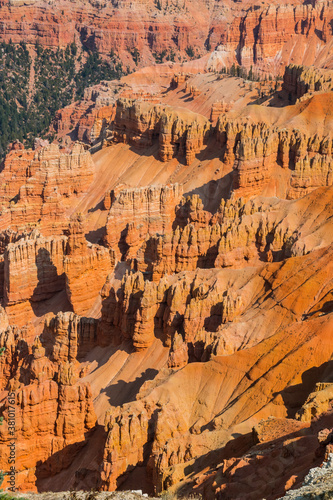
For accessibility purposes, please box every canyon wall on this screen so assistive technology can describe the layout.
[0,0,333,74]
[2,162,333,495]
[1,227,115,325]
[99,187,333,356]
[217,112,333,199]
[0,340,96,490]
[283,65,333,100]
[0,142,95,235]
[101,303,333,495]
[64,217,115,316]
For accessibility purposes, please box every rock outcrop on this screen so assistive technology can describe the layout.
[296,383,333,423]
[0,310,99,491]
[101,307,333,495]
[2,220,114,324]
[132,187,333,280]
[216,113,333,199]
[2,7,333,495]
[104,184,183,259]
[0,365,96,490]
[113,99,210,165]
[97,85,333,205]
[112,100,166,149]
[64,217,115,316]
[2,158,333,494]
[0,142,95,235]
[279,453,333,499]
[283,65,333,100]
[3,232,67,325]
[100,238,333,360]
[43,311,99,363]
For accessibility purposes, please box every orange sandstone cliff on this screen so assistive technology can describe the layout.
[1,0,333,75]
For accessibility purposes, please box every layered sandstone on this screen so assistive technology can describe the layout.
[159,107,210,165]
[2,220,114,325]
[112,99,165,149]
[2,9,333,495]
[49,66,333,207]
[96,86,333,205]
[296,383,333,423]
[0,144,35,204]
[289,150,333,199]
[0,362,96,490]
[0,304,96,490]
[210,101,233,125]
[0,142,95,235]
[43,311,99,363]
[100,238,333,360]
[170,73,192,89]
[104,183,183,259]
[0,143,94,204]
[112,99,210,165]
[216,113,333,199]
[4,233,66,305]
[132,187,333,280]
[64,217,115,316]
[283,65,333,100]
[2,146,333,495]
[208,1,333,74]
[3,232,67,325]
[0,0,333,76]
[51,80,123,143]
[0,318,32,389]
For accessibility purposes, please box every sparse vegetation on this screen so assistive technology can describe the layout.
[75,50,124,98]
[153,48,176,64]
[185,46,195,59]
[153,50,167,64]
[129,47,140,66]
[221,64,283,85]
[167,48,176,62]
[0,41,31,158]
[205,39,211,51]
[0,42,124,159]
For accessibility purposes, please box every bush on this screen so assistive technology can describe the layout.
[185,46,195,59]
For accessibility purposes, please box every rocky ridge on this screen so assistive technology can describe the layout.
[112,99,210,165]
[279,453,333,499]
[55,63,333,205]
[103,91,333,201]
[13,491,153,499]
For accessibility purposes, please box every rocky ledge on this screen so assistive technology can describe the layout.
[279,453,333,499]
[13,491,154,499]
